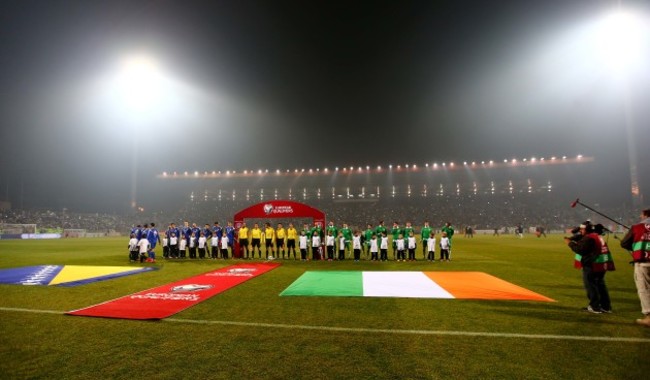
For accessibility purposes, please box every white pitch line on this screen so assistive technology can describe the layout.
[166,318,650,343]
[1,307,649,343]
[0,307,62,315]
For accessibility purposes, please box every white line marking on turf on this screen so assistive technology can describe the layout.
[1,307,649,343]
[165,318,650,343]
[0,307,62,315]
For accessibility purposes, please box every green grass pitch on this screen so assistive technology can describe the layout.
[1,234,648,379]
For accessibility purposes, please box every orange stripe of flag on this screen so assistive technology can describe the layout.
[424,272,554,302]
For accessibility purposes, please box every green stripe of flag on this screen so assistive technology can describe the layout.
[280,271,362,296]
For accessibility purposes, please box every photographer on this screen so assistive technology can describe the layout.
[564,222,615,314]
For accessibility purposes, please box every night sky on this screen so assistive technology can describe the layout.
[0,0,648,211]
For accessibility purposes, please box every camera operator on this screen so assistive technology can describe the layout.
[564,221,615,314]
[620,208,650,327]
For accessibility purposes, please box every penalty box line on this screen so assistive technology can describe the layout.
[1,307,648,343]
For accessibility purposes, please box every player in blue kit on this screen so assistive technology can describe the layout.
[147,222,161,262]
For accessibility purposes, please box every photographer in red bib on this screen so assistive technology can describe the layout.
[565,221,615,314]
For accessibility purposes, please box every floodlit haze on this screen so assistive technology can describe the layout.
[0,0,649,212]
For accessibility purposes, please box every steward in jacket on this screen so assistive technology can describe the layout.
[620,208,650,327]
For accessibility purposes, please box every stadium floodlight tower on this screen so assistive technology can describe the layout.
[598,6,649,208]
[113,53,166,210]
[569,4,649,208]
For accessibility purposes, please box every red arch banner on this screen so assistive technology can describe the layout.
[232,200,326,258]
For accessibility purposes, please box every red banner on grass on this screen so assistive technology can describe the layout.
[66,263,280,320]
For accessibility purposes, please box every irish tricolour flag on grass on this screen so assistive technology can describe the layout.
[280,271,553,301]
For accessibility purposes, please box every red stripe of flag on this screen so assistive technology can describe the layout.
[66,263,280,320]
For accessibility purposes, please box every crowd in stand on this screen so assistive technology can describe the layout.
[0,191,635,236]
[166,192,633,234]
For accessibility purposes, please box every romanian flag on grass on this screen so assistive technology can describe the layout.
[280,271,554,302]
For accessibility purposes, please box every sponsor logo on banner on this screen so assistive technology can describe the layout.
[170,284,213,292]
[130,284,214,302]
[131,293,201,301]
[263,203,294,215]
[207,268,256,277]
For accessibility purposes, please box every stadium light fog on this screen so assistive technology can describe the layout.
[91,52,222,130]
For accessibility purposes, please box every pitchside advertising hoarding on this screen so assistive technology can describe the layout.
[1,224,61,239]
[0,233,62,240]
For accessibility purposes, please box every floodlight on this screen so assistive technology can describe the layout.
[598,9,646,72]
[116,54,165,112]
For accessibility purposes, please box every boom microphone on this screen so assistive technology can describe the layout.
[570,198,629,230]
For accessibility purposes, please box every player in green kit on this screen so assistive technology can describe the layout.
[375,220,388,242]
[363,223,374,260]
[420,221,433,259]
[403,221,414,244]
[311,222,324,241]
[340,223,353,258]
[302,223,313,240]
[391,222,402,260]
